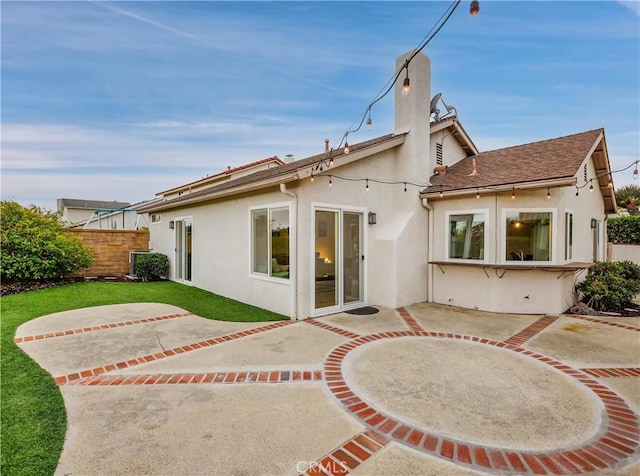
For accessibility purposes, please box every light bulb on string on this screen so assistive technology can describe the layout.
[476,188,480,200]
[310,171,315,183]
[607,179,613,189]
[470,0,480,16]
[404,182,408,192]
[366,110,372,130]
[366,179,369,191]
[546,188,551,199]
[402,62,410,96]
[439,185,443,198]
[633,162,639,180]
[589,181,594,192]
[511,187,515,200]
[329,176,333,187]
[344,141,350,155]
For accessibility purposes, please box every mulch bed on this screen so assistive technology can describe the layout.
[0,276,129,297]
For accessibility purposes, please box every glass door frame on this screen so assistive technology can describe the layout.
[174,216,193,284]
[310,203,366,317]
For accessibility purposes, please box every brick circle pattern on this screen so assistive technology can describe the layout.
[323,331,640,474]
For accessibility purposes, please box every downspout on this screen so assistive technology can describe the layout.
[421,198,434,302]
[280,183,298,320]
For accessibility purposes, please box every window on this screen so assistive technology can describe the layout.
[505,211,553,262]
[150,213,161,223]
[565,212,573,261]
[251,206,290,279]
[447,211,486,261]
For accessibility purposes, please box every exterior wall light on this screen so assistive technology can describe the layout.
[169,220,175,229]
[368,212,377,225]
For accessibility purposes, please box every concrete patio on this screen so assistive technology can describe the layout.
[15,302,640,475]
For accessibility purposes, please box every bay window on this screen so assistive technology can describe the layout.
[505,211,553,262]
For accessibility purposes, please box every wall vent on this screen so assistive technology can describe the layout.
[583,163,588,182]
[436,143,443,166]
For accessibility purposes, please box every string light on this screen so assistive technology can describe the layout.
[589,181,594,192]
[405,182,408,192]
[366,110,372,130]
[402,65,411,96]
[633,161,639,180]
[511,187,515,200]
[310,171,314,183]
[329,176,333,187]
[470,0,479,15]
[546,188,551,199]
[344,136,350,155]
[439,184,443,197]
[476,188,480,199]
[366,179,369,191]
[607,179,613,189]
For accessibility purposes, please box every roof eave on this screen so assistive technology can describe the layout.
[420,177,577,199]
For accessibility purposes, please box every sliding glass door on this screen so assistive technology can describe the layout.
[175,218,192,282]
[313,207,364,314]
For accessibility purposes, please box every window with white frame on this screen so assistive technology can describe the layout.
[505,211,553,262]
[447,211,487,261]
[251,206,290,279]
[150,213,161,223]
[565,212,573,261]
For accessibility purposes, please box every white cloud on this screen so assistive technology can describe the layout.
[618,1,640,17]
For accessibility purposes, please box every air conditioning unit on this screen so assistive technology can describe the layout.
[129,251,150,276]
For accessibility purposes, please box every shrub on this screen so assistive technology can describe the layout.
[134,253,169,281]
[607,215,640,244]
[576,261,640,311]
[0,201,93,281]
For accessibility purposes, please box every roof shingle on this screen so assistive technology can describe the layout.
[422,128,604,194]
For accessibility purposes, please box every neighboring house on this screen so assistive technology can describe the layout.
[138,51,615,318]
[58,198,131,226]
[66,199,162,230]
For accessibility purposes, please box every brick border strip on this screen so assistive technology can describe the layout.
[323,331,640,475]
[63,370,323,386]
[568,315,640,332]
[503,315,559,346]
[300,430,389,476]
[305,319,361,339]
[397,307,424,333]
[581,368,640,378]
[14,312,194,343]
[53,320,295,385]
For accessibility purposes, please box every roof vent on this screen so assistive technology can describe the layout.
[468,158,479,176]
[284,154,295,163]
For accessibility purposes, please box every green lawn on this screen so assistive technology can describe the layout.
[1,281,285,476]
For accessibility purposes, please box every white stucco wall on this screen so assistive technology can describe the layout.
[609,244,640,265]
[428,169,609,314]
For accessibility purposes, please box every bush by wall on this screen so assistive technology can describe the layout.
[1,201,93,281]
[134,253,169,281]
[576,260,640,311]
[607,215,640,244]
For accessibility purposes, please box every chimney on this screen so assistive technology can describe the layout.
[324,139,330,155]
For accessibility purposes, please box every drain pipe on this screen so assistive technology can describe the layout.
[421,198,434,302]
[280,183,298,320]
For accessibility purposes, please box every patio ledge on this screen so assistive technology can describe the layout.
[428,261,594,279]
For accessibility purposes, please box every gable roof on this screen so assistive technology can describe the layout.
[58,199,131,211]
[139,133,405,213]
[421,128,616,213]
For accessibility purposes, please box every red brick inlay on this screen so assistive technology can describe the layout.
[323,331,640,475]
[305,319,361,339]
[396,307,424,333]
[14,312,194,343]
[568,314,640,332]
[301,430,389,475]
[63,369,322,386]
[53,320,294,385]
[503,315,559,346]
[581,368,640,378]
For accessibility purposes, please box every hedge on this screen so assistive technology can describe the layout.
[607,215,640,244]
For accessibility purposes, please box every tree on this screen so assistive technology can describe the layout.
[1,201,93,281]
[615,184,640,214]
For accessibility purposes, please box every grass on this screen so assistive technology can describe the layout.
[1,281,285,476]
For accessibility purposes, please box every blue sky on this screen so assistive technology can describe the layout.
[2,1,639,211]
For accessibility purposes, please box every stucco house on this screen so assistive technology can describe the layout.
[58,198,131,226]
[138,51,615,318]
